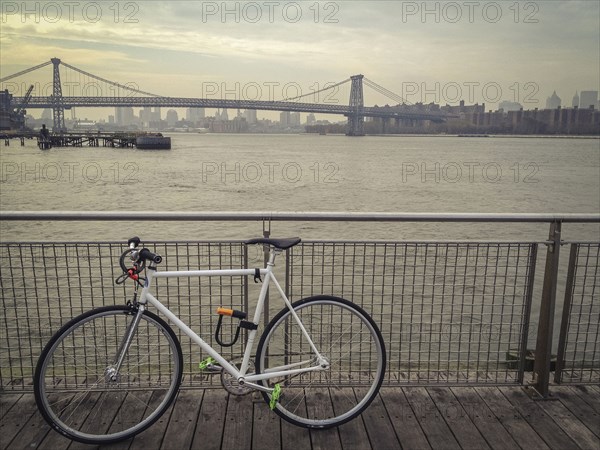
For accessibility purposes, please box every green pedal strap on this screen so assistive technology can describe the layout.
[199,356,216,370]
[269,384,282,410]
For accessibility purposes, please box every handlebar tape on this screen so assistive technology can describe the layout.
[138,248,162,264]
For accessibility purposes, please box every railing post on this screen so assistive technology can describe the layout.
[528,220,562,398]
[262,218,271,326]
[554,243,578,383]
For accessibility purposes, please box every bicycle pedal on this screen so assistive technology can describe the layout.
[199,357,222,374]
[269,384,282,410]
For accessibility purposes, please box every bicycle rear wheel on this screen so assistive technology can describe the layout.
[255,295,386,429]
[34,305,183,444]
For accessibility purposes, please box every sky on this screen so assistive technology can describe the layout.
[1,0,599,120]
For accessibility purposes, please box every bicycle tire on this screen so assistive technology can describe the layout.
[255,295,386,429]
[34,305,183,444]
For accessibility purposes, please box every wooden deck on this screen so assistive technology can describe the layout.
[1,386,599,449]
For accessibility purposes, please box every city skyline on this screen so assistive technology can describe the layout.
[1,1,599,121]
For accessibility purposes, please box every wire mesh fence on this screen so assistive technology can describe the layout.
[1,239,598,392]
[287,242,537,385]
[555,243,600,384]
[0,241,248,390]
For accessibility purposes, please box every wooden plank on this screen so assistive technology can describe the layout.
[9,406,55,450]
[450,387,520,450]
[553,386,600,438]
[499,387,578,450]
[571,385,600,414]
[403,387,460,450]
[192,389,229,449]
[427,387,491,450]
[0,394,22,420]
[70,391,132,450]
[160,389,203,450]
[128,390,177,450]
[0,394,39,449]
[279,392,312,450]
[587,385,600,395]
[305,388,342,450]
[221,393,253,449]
[38,391,102,450]
[537,394,599,449]
[475,387,549,450]
[354,388,397,449]
[380,387,430,450]
[331,388,372,450]
[252,395,282,450]
[98,390,155,450]
[6,386,594,450]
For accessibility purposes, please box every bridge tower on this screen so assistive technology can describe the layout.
[51,58,66,132]
[347,74,364,136]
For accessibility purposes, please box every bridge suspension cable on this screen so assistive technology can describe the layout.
[363,77,412,106]
[0,61,52,83]
[281,78,350,102]
[60,61,162,97]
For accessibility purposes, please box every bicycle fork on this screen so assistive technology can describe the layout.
[105,304,146,383]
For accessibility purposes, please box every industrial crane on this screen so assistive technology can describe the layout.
[14,85,34,115]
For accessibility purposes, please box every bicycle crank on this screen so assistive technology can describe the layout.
[220,358,254,395]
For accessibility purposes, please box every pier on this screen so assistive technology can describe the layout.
[1,132,36,147]
[0,212,598,449]
[36,132,138,150]
[2,386,599,449]
[1,131,160,150]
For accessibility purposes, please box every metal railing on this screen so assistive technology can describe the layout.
[555,243,600,384]
[286,241,538,385]
[0,211,598,395]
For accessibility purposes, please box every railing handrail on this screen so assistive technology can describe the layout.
[2,211,600,223]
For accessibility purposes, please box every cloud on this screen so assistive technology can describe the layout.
[1,1,598,105]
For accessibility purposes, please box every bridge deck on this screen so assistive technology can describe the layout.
[1,386,599,449]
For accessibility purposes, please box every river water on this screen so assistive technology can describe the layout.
[1,133,598,361]
[1,133,598,241]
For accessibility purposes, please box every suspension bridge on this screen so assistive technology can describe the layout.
[1,58,454,135]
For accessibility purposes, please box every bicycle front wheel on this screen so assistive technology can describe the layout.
[255,295,386,429]
[34,305,183,444]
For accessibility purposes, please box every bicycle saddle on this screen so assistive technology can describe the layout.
[245,237,301,249]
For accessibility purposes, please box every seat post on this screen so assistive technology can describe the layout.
[266,247,282,268]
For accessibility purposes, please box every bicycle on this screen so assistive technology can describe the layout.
[34,237,386,444]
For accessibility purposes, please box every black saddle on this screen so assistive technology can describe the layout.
[245,237,301,250]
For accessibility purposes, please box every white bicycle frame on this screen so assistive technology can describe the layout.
[133,248,328,394]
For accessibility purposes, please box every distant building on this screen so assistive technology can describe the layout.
[572,92,579,108]
[306,113,316,125]
[498,100,523,112]
[545,91,561,109]
[186,107,205,122]
[166,109,178,127]
[580,91,598,109]
[139,107,152,126]
[209,116,248,133]
[115,107,135,126]
[213,108,229,121]
[243,109,257,124]
[290,112,301,126]
[138,107,161,128]
[280,111,291,127]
